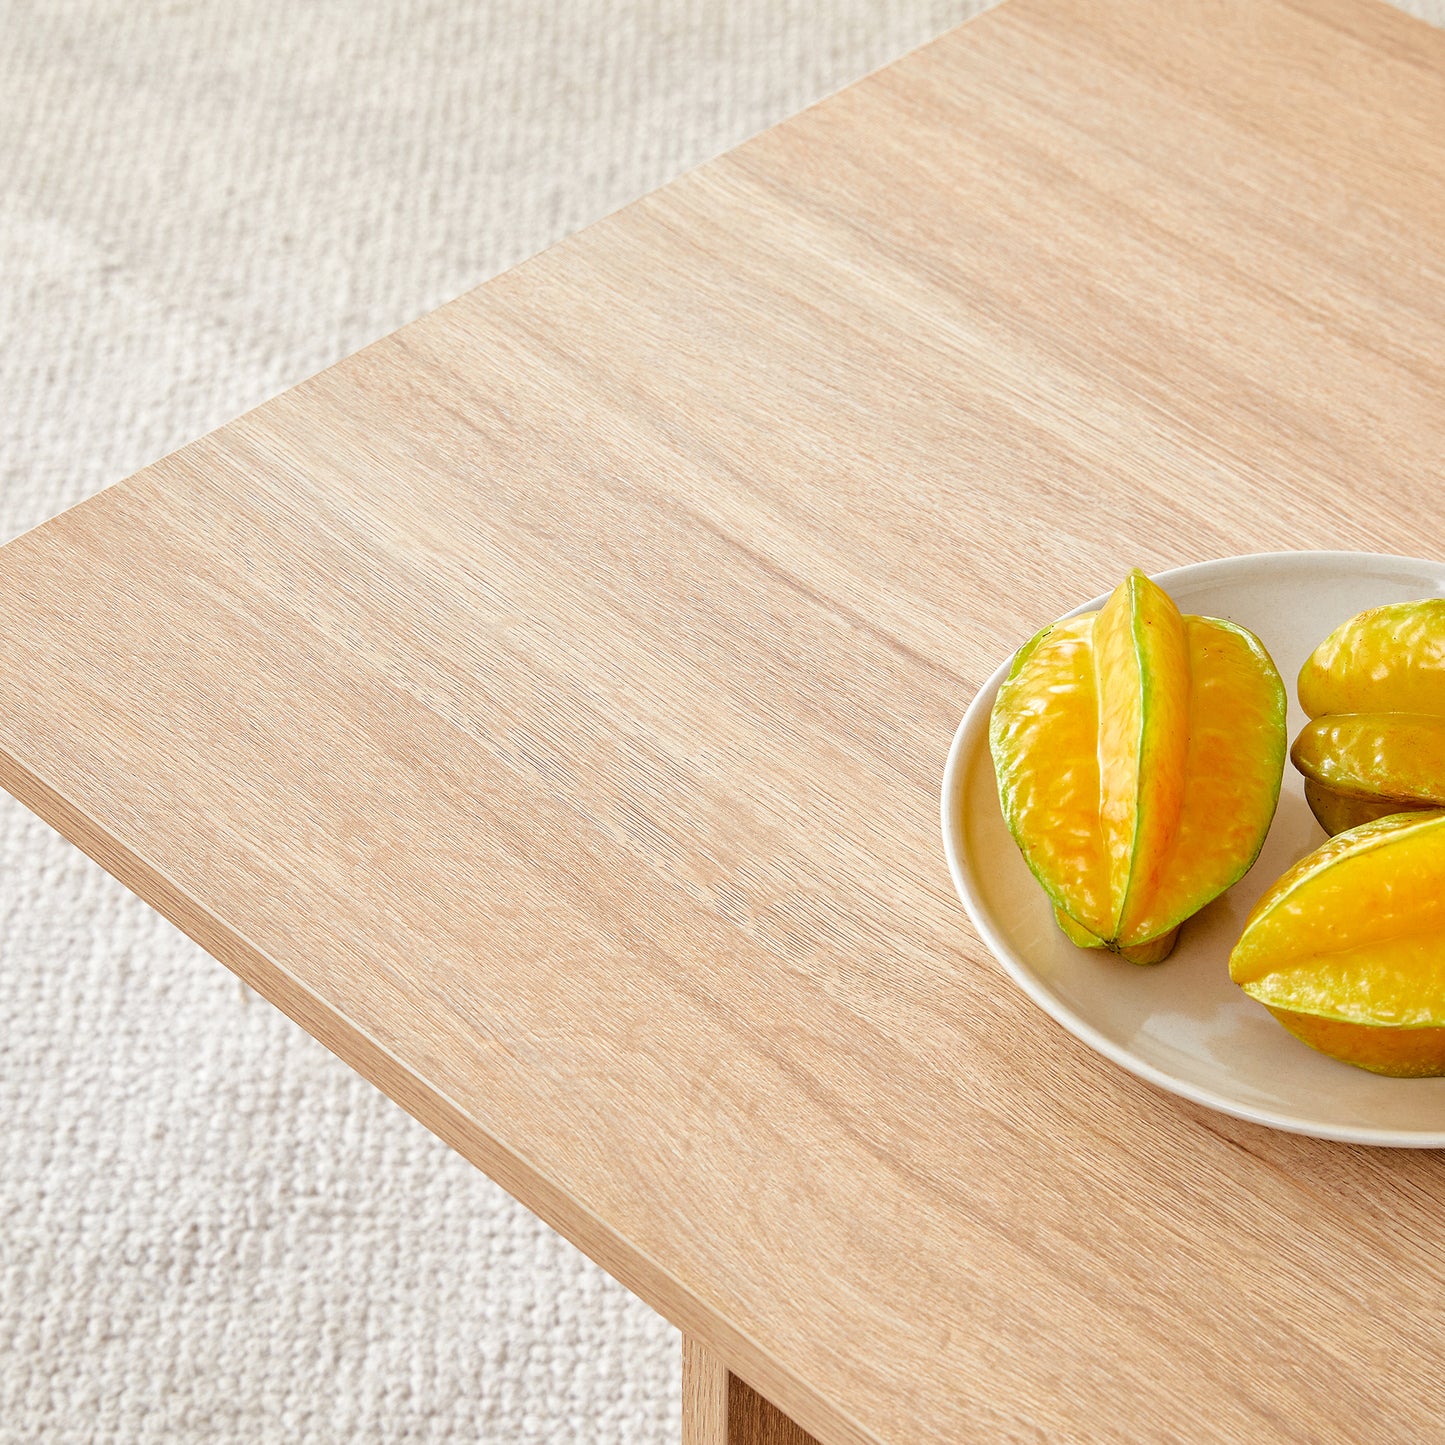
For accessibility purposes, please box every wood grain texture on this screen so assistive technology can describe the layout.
[727,1373,825,1445]
[2,0,1445,1442]
[686,1337,822,1445]
[684,1338,731,1445]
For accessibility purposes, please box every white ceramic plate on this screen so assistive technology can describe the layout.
[941,551,1445,1146]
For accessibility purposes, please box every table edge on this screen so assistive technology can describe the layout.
[0,742,884,1445]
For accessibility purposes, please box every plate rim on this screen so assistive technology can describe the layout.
[940,548,1445,1148]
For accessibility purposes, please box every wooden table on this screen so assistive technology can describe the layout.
[3,0,1444,1439]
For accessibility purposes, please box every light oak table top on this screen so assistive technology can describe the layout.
[4,0,1445,1440]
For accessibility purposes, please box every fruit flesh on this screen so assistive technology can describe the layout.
[1230,811,1445,1076]
[1264,604,1445,1069]
[1092,573,1189,943]
[1300,779,1435,836]
[1292,713,1445,803]
[1121,616,1286,945]
[1298,599,1445,719]
[990,615,1114,938]
[1054,906,1179,965]
[1295,601,1445,835]
[1265,1008,1445,1078]
[991,571,1286,961]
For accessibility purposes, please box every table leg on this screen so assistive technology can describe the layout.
[682,1337,821,1445]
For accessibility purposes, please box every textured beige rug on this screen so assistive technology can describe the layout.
[2,1,1441,1440]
